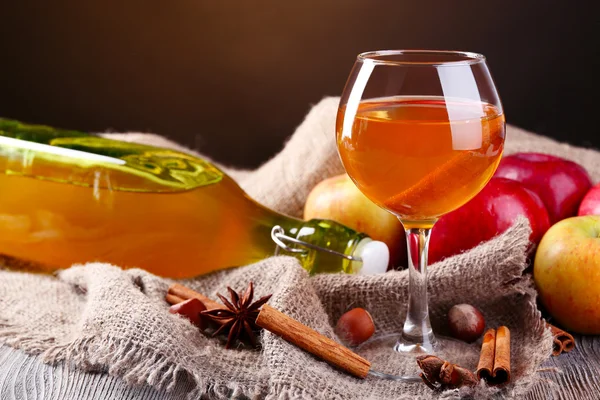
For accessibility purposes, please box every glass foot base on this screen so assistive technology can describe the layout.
[394,339,434,354]
[393,329,437,354]
[355,332,466,360]
[353,333,476,383]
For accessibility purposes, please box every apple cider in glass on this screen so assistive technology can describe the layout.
[337,96,505,228]
[337,50,505,354]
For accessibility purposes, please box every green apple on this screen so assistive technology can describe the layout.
[534,215,600,334]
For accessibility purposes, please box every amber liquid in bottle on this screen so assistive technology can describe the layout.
[0,120,376,278]
[337,96,505,227]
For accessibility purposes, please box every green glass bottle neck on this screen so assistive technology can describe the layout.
[259,206,367,274]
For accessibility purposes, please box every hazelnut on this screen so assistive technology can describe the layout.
[169,298,207,330]
[335,307,375,346]
[447,304,485,343]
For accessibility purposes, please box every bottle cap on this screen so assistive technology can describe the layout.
[354,238,389,275]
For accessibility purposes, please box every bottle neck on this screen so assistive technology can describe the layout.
[262,211,368,274]
[215,173,370,274]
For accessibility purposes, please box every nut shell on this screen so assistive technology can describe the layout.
[335,308,375,346]
[447,304,485,343]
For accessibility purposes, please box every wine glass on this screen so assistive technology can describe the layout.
[336,50,505,354]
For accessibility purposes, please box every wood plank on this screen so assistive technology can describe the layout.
[0,346,193,400]
[1,335,599,399]
[527,335,600,400]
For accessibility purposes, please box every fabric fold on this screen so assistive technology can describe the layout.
[0,219,552,399]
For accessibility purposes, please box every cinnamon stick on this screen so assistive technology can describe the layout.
[476,326,511,385]
[476,328,496,381]
[383,126,503,216]
[384,152,477,213]
[165,293,186,305]
[166,283,225,310]
[256,304,371,379]
[493,326,511,383]
[546,322,575,356]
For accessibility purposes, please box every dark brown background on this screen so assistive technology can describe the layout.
[0,1,597,168]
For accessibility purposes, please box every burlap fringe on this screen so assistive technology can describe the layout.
[0,331,263,399]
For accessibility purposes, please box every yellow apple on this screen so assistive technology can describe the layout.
[304,174,406,268]
[534,215,600,334]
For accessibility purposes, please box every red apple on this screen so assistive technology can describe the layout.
[534,215,600,334]
[494,153,592,224]
[429,177,551,264]
[304,174,407,268]
[579,183,600,216]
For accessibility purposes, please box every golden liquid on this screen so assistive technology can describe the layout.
[337,96,505,227]
[0,171,284,278]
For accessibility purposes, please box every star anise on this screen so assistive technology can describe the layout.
[201,281,272,349]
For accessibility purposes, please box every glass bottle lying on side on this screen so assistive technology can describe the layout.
[0,119,388,278]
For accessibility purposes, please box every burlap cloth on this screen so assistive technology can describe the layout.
[1,97,599,399]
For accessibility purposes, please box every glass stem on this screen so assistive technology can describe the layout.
[397,226,435,352]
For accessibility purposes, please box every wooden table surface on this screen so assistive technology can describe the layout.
[1,335,599,399]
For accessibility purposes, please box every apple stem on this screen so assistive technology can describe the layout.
[395,224,436,353]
